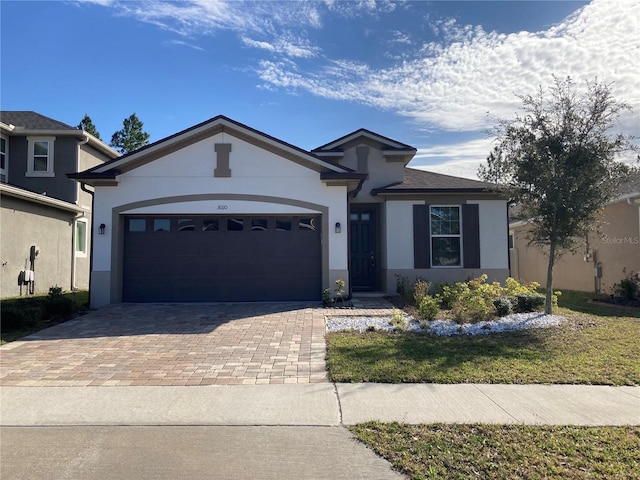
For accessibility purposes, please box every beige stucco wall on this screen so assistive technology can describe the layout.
[1,195,75,298]
[511,199,640,293]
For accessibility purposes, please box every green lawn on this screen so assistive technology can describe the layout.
[326,290,640,385]
[349,422,640,480]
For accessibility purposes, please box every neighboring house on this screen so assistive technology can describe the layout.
[70,115,510,308]
[509,171,640,293]
[0,111,118,298]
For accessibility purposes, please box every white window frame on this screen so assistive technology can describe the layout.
[430,204,463,268]
[0,134,8,183]
[75,219,88,257]
[26,136,55,177]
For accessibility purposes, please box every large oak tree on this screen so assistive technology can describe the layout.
[479,76,636,314]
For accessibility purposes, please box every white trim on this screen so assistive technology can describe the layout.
[75,219,88,257]
[26,136,55,177]
[317,131,413,151]
[0,133,8,183]
[429,204,463,268]
[0,183,89,213]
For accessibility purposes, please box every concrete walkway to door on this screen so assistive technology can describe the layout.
[0,303,329,386]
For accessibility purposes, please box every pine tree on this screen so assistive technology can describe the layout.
[110,113,150,154]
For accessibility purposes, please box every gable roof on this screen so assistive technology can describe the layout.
[372,167,497,195]
[70,115,357,186]
[0,111,76,130]
[313,128,416,153]
[0,111,118,159]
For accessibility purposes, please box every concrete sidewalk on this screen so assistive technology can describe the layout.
[2,383,638,427]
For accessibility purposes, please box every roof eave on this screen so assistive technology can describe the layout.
[0,183,89,213]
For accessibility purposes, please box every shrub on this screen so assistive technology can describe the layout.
[493,297,514,317]
[0,304,43,331]
[43,285,80,319]
[613,271,640,302]
[413,280,432,306]
[514,293,546,313]
[390,308,407,331]
[451,288,494,323]
[436,282,467,309]
[395,275,415,306]
[417,295,440,322]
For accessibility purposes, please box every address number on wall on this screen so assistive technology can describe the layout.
[217,205,228,210]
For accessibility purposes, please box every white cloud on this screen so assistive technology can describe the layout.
[164,39,205,52]
[256,0,639,137]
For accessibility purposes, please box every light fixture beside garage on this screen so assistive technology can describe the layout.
[98,223,106,235]
[335,222,341,234]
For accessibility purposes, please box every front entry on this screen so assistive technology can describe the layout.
[350,206,378,291]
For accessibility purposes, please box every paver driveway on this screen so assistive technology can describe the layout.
[0,303,329,386]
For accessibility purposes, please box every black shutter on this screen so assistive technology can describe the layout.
[413,204,430,268]
[462,204,480,268]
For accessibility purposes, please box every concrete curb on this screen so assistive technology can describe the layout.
[1,383,638,427]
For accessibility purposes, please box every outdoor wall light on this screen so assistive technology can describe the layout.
[335,222,341,234]
[99,223,106,235]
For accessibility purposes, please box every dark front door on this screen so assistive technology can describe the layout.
[350,207,377,290]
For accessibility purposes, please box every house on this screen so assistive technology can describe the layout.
[509,171,640,293]
[70,115,510,308]
[0,111,118,298]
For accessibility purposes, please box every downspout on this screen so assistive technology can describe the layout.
[81,182,95,304]
[71,133,91,291]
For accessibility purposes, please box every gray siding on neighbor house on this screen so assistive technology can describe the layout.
[0,195,76,298]
[7,136,78,203]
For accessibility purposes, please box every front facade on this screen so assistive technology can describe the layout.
[0,111,118,298]
[72,116,510,308]
[510,173,640,293]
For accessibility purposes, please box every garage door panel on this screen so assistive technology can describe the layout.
[123,215,321,302]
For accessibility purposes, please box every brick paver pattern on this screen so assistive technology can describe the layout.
[0,303,336,386]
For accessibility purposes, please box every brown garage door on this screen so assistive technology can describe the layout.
[123,215,321,302]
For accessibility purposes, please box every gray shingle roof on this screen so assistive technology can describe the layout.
[0,111,77,130]
[373,167,495,194]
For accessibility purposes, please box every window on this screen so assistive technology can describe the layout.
[153,219,171,232]
[0,135,7,183]
[26,136,55,177]
[227,218,244,231]
[251,218,268,231]
[178,218,195,231]
[203,219,219,231]
[430,206,462,267]
[75,221,87,255]
[275,218,291,231]
[129,218,146,232]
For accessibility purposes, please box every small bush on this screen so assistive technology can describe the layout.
[613,272,640,302]
[514,293,546,313]
[390,308,407,331]
[413,280,432,306]
[493,297,514,317]
[436,282,467,310]
[395,275,415,306]
[417,295,440,322]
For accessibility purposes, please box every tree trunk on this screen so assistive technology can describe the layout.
[545,241,556,315]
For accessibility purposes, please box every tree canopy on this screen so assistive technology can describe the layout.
[479,76,637,313]
[77,114,101,140]
[110,113,150,154]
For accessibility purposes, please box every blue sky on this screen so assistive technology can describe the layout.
[2,0,638,178]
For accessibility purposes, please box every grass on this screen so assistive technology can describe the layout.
[349,422,640,480]
[326,290,640,385]
[0,290,89,344]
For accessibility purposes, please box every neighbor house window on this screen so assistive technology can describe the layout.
[26,136,55,177]
[75,220,87,255]
[430,206,462,267]
[0,135,7,182]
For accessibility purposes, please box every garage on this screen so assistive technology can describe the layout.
[123,214,322,302]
